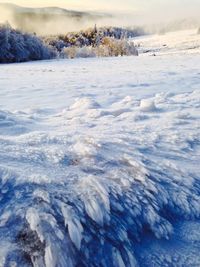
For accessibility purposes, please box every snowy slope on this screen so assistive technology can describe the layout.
[0,29,200,267]
[135,28,200,56]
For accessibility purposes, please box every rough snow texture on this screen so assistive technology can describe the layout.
[0,29,200,267]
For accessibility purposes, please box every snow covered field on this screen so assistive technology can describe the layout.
[0,29,200,267]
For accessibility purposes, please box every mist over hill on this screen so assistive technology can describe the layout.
[0,3,111,35]
[0,2,200,36]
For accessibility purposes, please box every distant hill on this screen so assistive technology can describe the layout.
[0,3,111,35]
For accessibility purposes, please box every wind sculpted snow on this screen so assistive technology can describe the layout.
[0,29,200,266]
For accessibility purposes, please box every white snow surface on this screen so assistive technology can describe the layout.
[0,29,200,267]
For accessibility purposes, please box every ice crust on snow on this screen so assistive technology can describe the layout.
[0,29,200,267]
[61,203,83,250]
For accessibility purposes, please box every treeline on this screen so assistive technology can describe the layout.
[43,26,141,58]
[43,26,144,52]
[0,23,55,63]
[0,24,141,63]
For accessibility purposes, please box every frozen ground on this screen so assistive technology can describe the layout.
[0,29,200,267]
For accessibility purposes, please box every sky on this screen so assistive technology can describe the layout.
[0,0,199,29]
[1,0,136,11]
[0,0,200,15]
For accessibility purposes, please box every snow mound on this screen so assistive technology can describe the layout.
[140,99,157,112]
[69,98,101,111]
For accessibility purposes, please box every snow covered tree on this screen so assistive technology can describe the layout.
[0,23,13,63]
[0,24,55,63]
